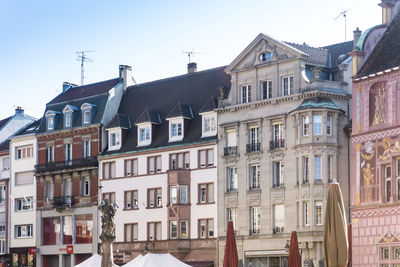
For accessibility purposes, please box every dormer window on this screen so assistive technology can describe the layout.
[111,132,120,146]
[63,105,78,129]
[65,113,72,127]
[166,103,192,142]
[45,110,59,131]
[47,117,54,130]
[171,123,182,137]
[108,128,122,151]
[137,123,152,147]
[201,112,217,137]
[83,110,91,124]
[167,118,184,142]
[81,103,96,125]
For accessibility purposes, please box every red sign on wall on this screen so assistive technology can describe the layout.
[28,247,36,255]
[67,245,73,254]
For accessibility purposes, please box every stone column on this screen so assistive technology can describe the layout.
[101,242,114,267]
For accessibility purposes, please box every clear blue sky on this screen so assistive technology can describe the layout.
[0,0,381,119]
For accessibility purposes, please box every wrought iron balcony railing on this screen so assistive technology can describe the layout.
[224,146,238,156]
[53,195,74,209]
[246,143,260,153]
[269,139,285,150]
[35,157,98,173]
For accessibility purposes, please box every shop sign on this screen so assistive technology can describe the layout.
[28,247,36,255]
[67,245,73,254]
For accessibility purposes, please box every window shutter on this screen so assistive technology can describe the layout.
[208,184,214,203]
[274,204,285,227]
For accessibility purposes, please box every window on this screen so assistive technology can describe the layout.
[125,190,138,209]
[198,183,214,204]
[272,123,283,141]
[328,155,333,182]
[125,158,138,176]
[0,225,5,233]
[76,214,93,244]
[250,165,260,189]
[315,201,323,225]
[148,188,162,208]
[124,223,138,242]
[65,113,72,128]
[83,110,91,124]
[180,220,188,238]
[148,222,161,241]
[15,225,33,238]
[82,177,90,196]
[148,156,162,174]
[64,143,72,163]
[227,167,238,192]
[171,123,182,137]
[381,247,389,260]
[303,201,309,226]
[46,146,54,163]
[250,207,261,234]
[249,126,259,144]
[282,76,293,96]
[138,126,151,145]
[110,132,121,147]
[385,165,391,202]
[15,171,33,186]
[302,157,309,183]
[82,140,90,158]
[273,161,284,187]
[397,158,400,201]
[261,80,272,100]
[394,247,400,259]
[302,115,310,136]
[0,186,4,204]
[313,114,322,135]
[63,179,72,197]
[199,149,214,168]
[203,114,217,135]
[15,146,33,160]
[199,219,214,238]
[2,158,9,170]
[179,185,187,204]
[170,186,177,204]
[45,180,54,200]
[170,221,177,239]
[227,208,237,230]
[63,216,73,244]
[170,152,190,170]
[240,85,251,103]
[326,114,333,135]
[0,239,4,254]
[43,217,60,245]
[314,156,322,182]
[274,204,285,233]
[15,197,33,211]
[226,129,237,147]
[102,192,116,204]
[47,117,54,130]
[260,52,272,62]
[103,161,116,179]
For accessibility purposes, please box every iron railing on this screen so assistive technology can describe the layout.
[35,157,97,173]
[246,143,260,153]
[224,146,238,156]
[269,139,285,150]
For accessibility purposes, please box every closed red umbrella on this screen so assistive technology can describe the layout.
[347,224,352,267]
[288,231,301,267]
[223,221,238,267]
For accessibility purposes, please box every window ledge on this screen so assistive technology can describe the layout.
[196,202,215,205]
[123,208,139,211]
[145,206,163,209]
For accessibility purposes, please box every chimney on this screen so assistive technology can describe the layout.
[187,62,197,74]
[15,106,24,115]
[379,0,395,24]
[353,27,362,50]
[119,65,136,90]
[62,82,77,93]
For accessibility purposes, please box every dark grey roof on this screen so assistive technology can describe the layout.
[105,114,131,129]
[357,13,400,77]
[135,108,161,125]
[0,116,11,130]
[199,97,218,113]
[48,78,120,105]
[15,119,42,136]
[0,140,9,153]
[292,97,342,112]
[286,41,353,68]
[104,66,231,154]
[166,103,193,119]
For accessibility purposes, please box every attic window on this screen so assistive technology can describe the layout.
[260,52,272,62]
[83,110,91,124]
[47,117,54,130]
[201,112,217,137]
[137,124,152,147]
[108,128,122,151]
[168,118,184,142]
[65,113,72,128]
[171,123,182,138]
[81,103,96,125]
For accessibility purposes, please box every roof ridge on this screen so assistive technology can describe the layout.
[66,77,119,90]
[127,66,227,90]
[284,41,328,51]
[322,40,353,49]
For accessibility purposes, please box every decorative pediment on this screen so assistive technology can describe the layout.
[377,231,400,244]
[225,33,307,73]
[62,105,78,113]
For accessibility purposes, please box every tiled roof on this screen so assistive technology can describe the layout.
[357,13,400,77]
[166,103,193,119]
[285,41,353,68]
[198,97,218,114]
[134,108,161,125]
[292,97,342,112]
[105,114,131,129]
[48,78,120,105]
[104,66,231,154]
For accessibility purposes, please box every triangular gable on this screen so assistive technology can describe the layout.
[62,105,79,113]
[225,33,308,73]
[377,231,400,244]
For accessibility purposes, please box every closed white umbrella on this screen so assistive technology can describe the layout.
[123,253,190,267]
[74,253,120,267]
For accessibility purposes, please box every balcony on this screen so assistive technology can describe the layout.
[270,139,285,150]
[53,195,74,209]
[35,157,98,173]
[246,143,260,153]
[224,146,238,156]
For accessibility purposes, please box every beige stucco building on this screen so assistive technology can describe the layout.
[216,34,353,267]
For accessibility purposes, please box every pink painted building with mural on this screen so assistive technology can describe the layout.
[350,1,400,266]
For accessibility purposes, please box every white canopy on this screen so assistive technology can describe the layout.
[121,255,143,267]
[122,253,190,267]
[74,253,120,267]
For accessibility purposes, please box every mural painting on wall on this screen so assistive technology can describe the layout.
[370,82,386,126]
[361,140,376,203]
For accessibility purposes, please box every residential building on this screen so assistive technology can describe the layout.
[34,66,134,267]
[217,34,353,266]
[350,3,400,266]
[9,119,41,267]
[98,64,230,266]
[0,108,36,267]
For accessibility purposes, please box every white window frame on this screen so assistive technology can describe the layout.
[240,85,251,103]
[108,128,122,151]
[272,122,283,141]
[167,118,184,142]
[261,80,272,100]
[46,145,54,163]
[201,112,217,137]
[15,197,33,211]
[64,142,73,163]
[64,113,72,128]
[273,161,284,187]
[326,114,333,135]
[0,238,4,254]
[83,110,91,124]
[281,76,293,96]
[170,186,177,204]
[180,220,188,239]
[2,158,9,171]
[313,114,322,135]
[227,167,238,192]
[15,224,33,238]
[250,164,260,189]
[303,201,309,226]
[274,204,285,233]
[82,177,90,196]
[315,201,323,225]
[15,146,33,160]
[179,185,187,204]
[250,207,261,234]
[82,140,91,158]
[47,117,54,130]
[227,208,237,230]
[303,156,309,183]
[137,123,152,146]
[169,221,177,239]
[302,115,310,136]
[314,156,322,182]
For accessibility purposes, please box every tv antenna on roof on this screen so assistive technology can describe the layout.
[76,51,94,85]
[335,9,349,42]
[182,49,204,63]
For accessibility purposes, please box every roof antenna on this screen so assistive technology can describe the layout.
[182,49,204,63]
[76,51,94,85]
[335,10,349,42]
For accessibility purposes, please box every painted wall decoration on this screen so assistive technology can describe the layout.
[370,82,386,126]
